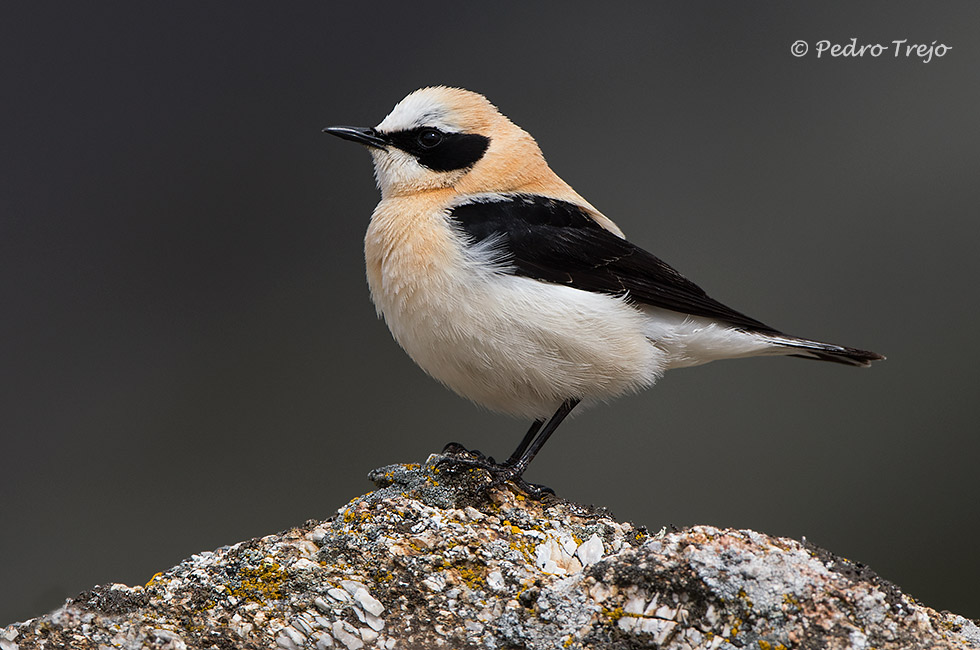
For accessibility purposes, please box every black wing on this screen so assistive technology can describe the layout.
[449,194,781,334]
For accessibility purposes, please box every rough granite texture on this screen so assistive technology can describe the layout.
[3,453,978,650]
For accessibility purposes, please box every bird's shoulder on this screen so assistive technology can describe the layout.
[449,192,607,237]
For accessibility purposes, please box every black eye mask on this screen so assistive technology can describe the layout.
[384,127,490,172]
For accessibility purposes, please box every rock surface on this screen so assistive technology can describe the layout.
[3,453,979,649]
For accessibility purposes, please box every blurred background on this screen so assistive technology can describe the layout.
[2,1,978,625]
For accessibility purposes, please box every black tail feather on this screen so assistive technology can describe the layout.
[771,335,885,367]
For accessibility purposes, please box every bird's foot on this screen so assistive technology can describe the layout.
[438,442,555,499]
[441,442,497,466]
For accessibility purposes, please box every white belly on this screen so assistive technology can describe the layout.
[369,265,666,420]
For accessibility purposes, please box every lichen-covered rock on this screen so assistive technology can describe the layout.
[3,453,979,649]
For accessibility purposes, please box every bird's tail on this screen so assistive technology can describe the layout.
[761,334,885,367]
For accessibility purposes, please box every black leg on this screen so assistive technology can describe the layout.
[437,398,580,499]
[503,419,544,467]
[508,398,580,479]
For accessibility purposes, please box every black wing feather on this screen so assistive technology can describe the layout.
[449,195,780,334]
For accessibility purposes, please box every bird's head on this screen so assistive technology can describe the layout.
[325,87,553,199]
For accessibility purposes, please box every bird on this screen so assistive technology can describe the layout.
[324,86,883,494]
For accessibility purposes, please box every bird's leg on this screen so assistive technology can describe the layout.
[506,398,580,479]
[502,419,544,467]
[438,399,580,499]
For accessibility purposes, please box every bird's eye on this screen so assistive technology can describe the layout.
[417,128,443,149]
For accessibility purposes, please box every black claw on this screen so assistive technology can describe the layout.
[442,441,469,454]
[498,473,555,499]
[437,442,555,500]
[441,443,493,464]
[515,479,555,499]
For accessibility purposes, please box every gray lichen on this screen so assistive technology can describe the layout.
[3,453,978,649]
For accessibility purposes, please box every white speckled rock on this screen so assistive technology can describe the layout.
[576,534,604,567]
[2,454,978,649]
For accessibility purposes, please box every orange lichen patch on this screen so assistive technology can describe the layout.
[229,562,287,603]
[144,572,165,588]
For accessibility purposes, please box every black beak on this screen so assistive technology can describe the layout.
[322,125,388,150]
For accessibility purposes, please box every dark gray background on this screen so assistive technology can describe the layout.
[2,2,978,625]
